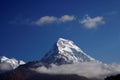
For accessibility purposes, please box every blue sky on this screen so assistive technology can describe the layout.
[0,0,120,63]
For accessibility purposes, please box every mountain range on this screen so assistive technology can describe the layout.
[0,38,119,80]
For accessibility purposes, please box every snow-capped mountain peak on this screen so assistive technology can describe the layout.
[0,56,25,72]
[57,38,84,53]
[41,38,95,65]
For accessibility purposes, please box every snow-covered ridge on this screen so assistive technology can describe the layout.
[0,56,25,71]
[41,38,95,65]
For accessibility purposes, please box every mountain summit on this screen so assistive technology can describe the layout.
[41,38,95,65]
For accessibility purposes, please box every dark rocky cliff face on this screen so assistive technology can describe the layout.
[105,74,120,80]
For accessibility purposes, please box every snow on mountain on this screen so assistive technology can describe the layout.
[0,56,25,72]
[41,38,95,65]
[19,60,26,65]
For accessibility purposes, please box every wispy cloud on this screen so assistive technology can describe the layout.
[34,16,58,25]
[9,18,31,25]
[33,15,75,25]
[59,15,75,22]
[105,11,119,16]
[80,15,105,29]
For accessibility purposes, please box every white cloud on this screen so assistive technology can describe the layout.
[34,16,58,25]
[31,62,120,79]
[59,15,75,22]
[34,15,75,25]
[0,63,13,71]
[80,15,105,29]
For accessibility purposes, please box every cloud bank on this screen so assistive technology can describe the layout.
[32,62,120,79]
[80,15,105,29]
[0,63,13,71]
